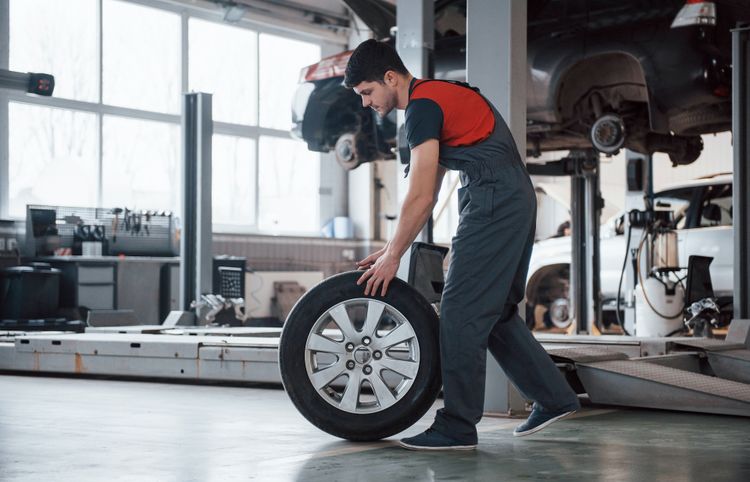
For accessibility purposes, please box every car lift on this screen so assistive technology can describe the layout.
[1,20,749,419]
[524,24,750,416]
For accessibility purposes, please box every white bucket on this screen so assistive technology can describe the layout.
[635,277,684,337]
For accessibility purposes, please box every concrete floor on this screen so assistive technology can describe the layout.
[1,375,750,481]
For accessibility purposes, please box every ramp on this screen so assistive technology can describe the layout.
[706,349,750,384]
[545,345,750,417]
[576,360,750,417]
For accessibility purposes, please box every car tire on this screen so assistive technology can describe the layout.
[278,271,442,441]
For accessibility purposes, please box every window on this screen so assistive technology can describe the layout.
[8,103,98,217]
[4,0,328,235]
[103,0,181,113]
[9,0,98,102]
[258,136,319,233]
[102,116,181,211]
[654,188,694,230]
[213,135,256,226]
[697,184,732,228]
[189,18,257,125]
[259,33,321,130]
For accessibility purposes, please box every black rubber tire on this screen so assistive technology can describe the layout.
[278,271,442,441]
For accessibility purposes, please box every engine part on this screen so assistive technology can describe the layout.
[684,297,720,337]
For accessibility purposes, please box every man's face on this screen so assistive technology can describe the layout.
[352,72,398,117]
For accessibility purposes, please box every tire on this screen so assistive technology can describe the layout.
[278,271,442,441]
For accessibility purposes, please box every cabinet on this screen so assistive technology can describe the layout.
[52,262,117,310]
[41,257,180,324]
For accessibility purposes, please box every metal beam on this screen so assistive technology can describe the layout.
[733,26,750,320]
[0,0,8,219]
[180,93,213,314]
[569,152,601,335]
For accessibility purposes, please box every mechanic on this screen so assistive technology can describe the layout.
[346,39,581,451]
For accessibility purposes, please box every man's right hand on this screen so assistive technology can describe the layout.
[356,244,388,270]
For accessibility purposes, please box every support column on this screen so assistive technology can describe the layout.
[466,0,528,415]
[569,152,601,335]
[180,93,213,314]
[733,26,750,321]
[0,0,9,219]
[395,0,434,280]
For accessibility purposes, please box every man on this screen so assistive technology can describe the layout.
[347,39,580,451]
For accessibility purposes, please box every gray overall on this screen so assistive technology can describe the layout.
[426,86,580,444]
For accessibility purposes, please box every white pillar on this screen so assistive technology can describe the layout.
[395,0,434,279]
[467,0,529,416]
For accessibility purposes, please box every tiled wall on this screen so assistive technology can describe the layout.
[6,218,386,277]
[213,233,386,277]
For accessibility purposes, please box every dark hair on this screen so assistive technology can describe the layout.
[344,39,409,88]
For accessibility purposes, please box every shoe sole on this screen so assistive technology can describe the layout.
[512,410,576,438]
[398,441,477,451]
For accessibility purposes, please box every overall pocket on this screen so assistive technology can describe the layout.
[459,185,494,223]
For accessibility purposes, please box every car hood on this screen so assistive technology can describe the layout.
[535,180,621,221]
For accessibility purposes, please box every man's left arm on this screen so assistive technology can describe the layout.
[358,138,445,296]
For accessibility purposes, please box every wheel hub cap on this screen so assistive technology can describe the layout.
[353,346,372,365]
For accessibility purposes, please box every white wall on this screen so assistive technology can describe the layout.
[343,14,377,239]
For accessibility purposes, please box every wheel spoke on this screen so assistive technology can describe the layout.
[361,300,385,337]
[329,304,358,342]
[377,357,419,379]
[372,322,416,350]
[310,360,346,390]
[308,333,346,354]
[339,371,362,412]
[369,372,396,407]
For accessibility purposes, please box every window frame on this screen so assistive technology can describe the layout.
[0,0,344,237]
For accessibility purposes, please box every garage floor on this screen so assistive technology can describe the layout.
[1,375,749,481]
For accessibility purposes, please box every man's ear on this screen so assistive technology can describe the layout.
[383,70,398,86]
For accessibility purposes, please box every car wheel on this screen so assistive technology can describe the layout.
[590,113,626,154]
[334,133,362,171]
[278,271,442,441]
[527,266,572,331]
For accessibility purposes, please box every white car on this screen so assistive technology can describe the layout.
[525,173,733,330]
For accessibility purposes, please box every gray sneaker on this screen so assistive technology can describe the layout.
[399,428,477,451]
[513,408,576,437]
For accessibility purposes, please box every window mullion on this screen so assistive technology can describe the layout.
[181,9,189,95]
[97,0,104,207]
[0,0,9,218]
[254,31,260,228]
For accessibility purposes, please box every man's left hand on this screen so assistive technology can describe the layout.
[357,251,400,297]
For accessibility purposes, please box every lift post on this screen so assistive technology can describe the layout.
[733,25,750,327]
[180,93,213,315]
[527,151,603,335]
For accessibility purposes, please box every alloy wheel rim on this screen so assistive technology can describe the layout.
[304,298,421,414]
